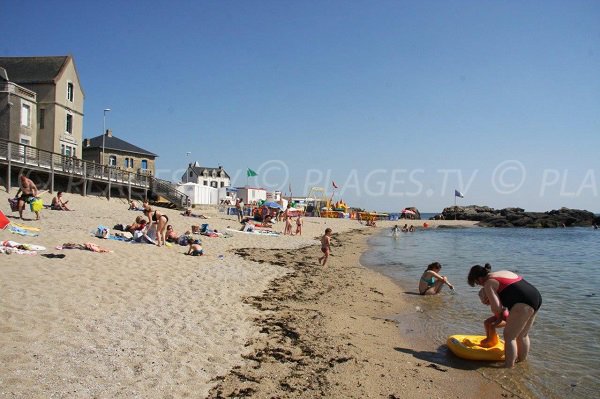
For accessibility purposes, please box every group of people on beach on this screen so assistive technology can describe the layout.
[13,175,74,220]
[237,199,303,236]
[418,261,542,368]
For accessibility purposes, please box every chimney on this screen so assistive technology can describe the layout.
[106,129,113,137]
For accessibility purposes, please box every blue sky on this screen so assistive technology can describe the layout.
[3,0,599,212]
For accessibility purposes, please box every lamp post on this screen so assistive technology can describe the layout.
[102,108,111,165]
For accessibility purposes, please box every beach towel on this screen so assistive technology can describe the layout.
[0,240,45,255]
[0,210,9,230]
[12,222,41,231]
[57,243,112,253]
[226,228,280,237]
[8,225,39,237]
[1,240,46,251]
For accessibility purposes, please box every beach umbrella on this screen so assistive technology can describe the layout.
[263,201,282,209]
[402,209,416,215]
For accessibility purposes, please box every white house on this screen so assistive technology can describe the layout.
[181,162,230,189]
[236,186,267,205]
[177,182,219,205]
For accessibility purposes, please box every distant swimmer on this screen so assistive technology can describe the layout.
[391,225,400,237]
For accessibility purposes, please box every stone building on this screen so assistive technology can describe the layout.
[0,55,84,157]
[82,130,157,176]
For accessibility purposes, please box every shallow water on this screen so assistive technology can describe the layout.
[361,226,600,399]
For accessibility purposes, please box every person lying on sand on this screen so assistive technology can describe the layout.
[182,209,208,219]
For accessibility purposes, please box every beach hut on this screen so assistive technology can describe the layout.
[177,182,219,205]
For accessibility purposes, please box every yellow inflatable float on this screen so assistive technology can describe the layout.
[447,335,505,361]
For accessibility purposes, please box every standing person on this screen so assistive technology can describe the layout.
[236,198,244,222]
[16,175,39,220]
[468,263,542,368]
[418,262,454,295]
[144,206,169,247]
[295,214,303,236]
[283,204,293,235]
[318,228,332,265]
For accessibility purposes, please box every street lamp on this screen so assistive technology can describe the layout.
[102,108,111,165]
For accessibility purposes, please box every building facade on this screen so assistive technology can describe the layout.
[181,162,231,188]
[0,67,38,148]
[82,130,157,176]
[0,56,85,157]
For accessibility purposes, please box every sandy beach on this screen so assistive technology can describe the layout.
[1,190,514,398]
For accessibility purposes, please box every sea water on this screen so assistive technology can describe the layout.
[361,226,600,398]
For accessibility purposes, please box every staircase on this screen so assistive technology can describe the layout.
[149,177,188,209]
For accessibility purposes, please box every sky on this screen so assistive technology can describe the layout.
[2,0,599,212]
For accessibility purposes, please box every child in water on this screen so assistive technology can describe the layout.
[478,288,508,348]
[418,262,454,295]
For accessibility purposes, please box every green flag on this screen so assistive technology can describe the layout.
[247,168,258,177]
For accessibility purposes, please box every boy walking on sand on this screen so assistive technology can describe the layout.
[318,228,332,265]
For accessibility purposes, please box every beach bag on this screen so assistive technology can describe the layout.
[30,198,43,212]
[8,198,19,212]
[95,225,110,239]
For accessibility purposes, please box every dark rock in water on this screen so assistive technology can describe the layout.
[400,206,421,220]
[440,206,596,228]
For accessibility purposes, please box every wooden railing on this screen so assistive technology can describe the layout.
[0,138,151,187]
[151,177,189,209]
[0,138,189,208]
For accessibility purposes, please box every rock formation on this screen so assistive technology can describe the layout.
[435,206,597,228]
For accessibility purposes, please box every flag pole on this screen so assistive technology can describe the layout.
[454,191,457,220]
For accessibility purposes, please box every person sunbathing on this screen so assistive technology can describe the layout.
[126,216,147,234]
[166,225,179,242]
[51,192,71,211]
[182,208,208,218]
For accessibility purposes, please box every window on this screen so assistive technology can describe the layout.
[21,103,31,127]
[141,160,148,170]
[220,182,225,188]
[19,137,30,158]
[124,158,134,168]
[211,181,217,188]
[39,109,45,129]
[109,156,117,166]
[203,180,208,186]
[189,170,193,178]
[60,144,75,156]
[67,82,74,102]
[66,113,73,133]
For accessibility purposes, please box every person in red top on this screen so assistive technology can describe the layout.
[468,263,542,368]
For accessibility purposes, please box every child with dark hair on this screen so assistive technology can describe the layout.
[418,262,454,295]
[186,237,203,256]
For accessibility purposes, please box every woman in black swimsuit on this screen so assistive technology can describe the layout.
[468,263,542,368]
[144,207,169,247]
